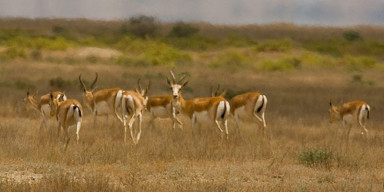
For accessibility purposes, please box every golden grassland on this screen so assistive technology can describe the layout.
[0,61,383,191]
[0,18,384,191]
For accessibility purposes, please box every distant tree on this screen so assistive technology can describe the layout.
[169,22,199,38]
[343,30,362,41]
[128,15,158,38]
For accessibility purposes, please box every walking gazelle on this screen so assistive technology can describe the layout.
[229,92,268,137]
[79,73,124,128]
[167,70,230,139]
[329,100,370,144]
[118,79,150,144]
[49,93,83,150]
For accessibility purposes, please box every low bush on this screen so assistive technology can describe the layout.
[259,58,301,71]
[298,148,333,168]
[255,38,292,52]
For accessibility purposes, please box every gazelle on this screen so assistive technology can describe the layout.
[329,100,370,142]
[49,93,83,150]
[168,70,230,139]
[147,94,183,130]
[79,73,124,128]
[229,92,268,136]
[24,90,67,129]
[117,79,150,144]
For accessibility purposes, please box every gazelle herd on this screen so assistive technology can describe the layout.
[24,70,371,148]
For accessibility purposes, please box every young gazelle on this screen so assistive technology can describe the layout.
[79,73,124,128]
[24,90,67,129]
[168,71,230,139]
[49,93,83,150]
[229,92,268,136]
[329,100,370,141]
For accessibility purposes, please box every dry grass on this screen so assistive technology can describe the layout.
[0,58,384,191]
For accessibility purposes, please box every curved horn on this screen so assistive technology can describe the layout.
[169,70,176,84]
[90,73,98,89]
[178,74,187,84]
[79,74,87,91]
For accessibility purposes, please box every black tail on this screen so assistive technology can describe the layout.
[366,106,370,120]
[73,105,82,117]
[220,101,227,119]
[256,96,265,113]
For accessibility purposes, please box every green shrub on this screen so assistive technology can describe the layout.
[342,55,376,70]
[210,49,250,70]
[4,36,75,50]
[298,148,333,168]
[49,77,73,88]
[115,37,191,66]
[128,15,158,38]
[169,22,199,38]
[165,35,219,50]
[303,39,343,57]
[255,38,292,52]
[343,30,362,42]
[0,47,27,59]
[259,58,301,71]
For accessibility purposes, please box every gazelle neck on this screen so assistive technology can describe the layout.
[27,97,40,111]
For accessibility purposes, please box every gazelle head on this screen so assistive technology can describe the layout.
[167,70,188,99]
[49,92,66,116]
[79,73,98,107]
[210,84,227,97]
[328,100,340,123]
[23,90,38,109]
[135,78,151,107]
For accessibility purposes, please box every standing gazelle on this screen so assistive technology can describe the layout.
[229,92,267,136]
[168,70,230,139]
[329,100,370,143]
[79,73,124,128]
[118,79,150,144]
[24,90,67,129]
[49,93,83,150]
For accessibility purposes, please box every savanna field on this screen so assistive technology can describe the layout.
[1,18,384,191]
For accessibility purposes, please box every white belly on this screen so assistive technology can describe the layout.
[234,106,253,121]
[194,111,212,125]
[150,106,170,119]
[95,101,111,115]
[40,104,51,117]
[343,114,354,125]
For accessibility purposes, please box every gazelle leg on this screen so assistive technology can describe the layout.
[215,120,224,139]
[76,121,81,143]
[136,113,143,143]
[63,125,70,151]
[223,120,229,140]
[128,113,137,144]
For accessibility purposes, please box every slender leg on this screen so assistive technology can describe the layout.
[63,125,70,151]
[128,113,137,144]
[234,114,243,138]
[76,120,81,143]
[223,120,229,140]
[57,122,61,139]
[136,113,143,143]
[215,120,224,139]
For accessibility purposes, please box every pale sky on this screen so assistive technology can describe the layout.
[0,0,383,26]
